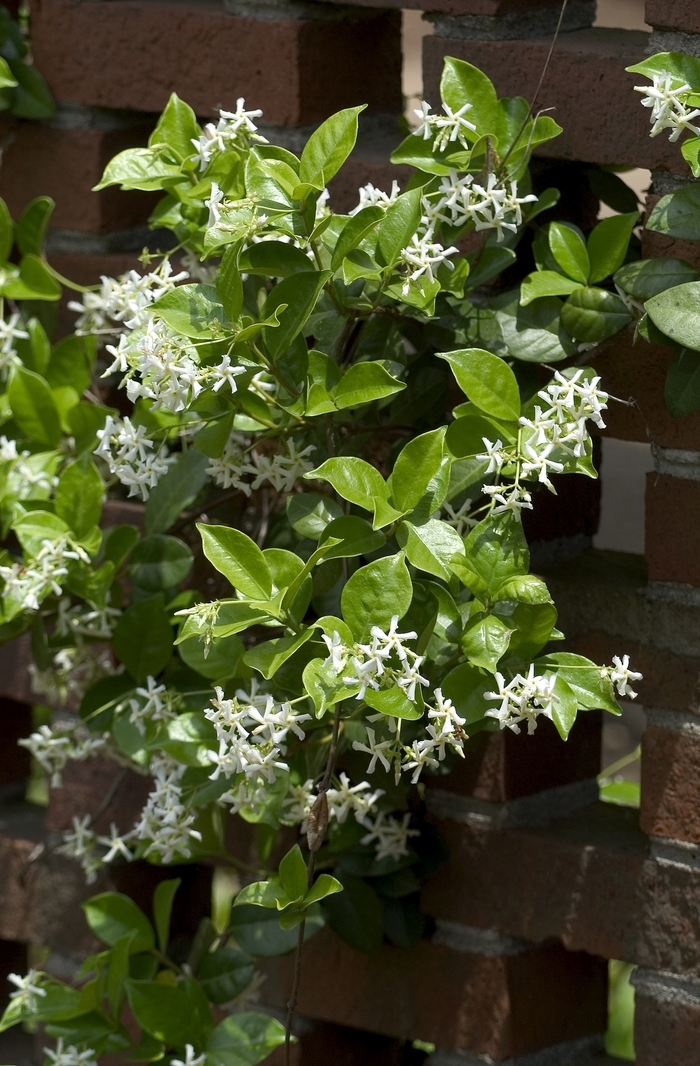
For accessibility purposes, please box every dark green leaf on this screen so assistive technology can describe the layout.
[341,552,413,641]
[262,270,332,361]
[322,871,384,954]
[647,281,700,351]
[560,286,631,344]
[615,257,699,300]
[199,948,255,1005]
[587,212,638,284]
[83,893,154,953]
[198,524,272,599]
[665,347,700,417]
[8,364,61,446]
[646,184,700,240]
[128,534,193,591]
[112,594,173,683]
[153,878,181,954]
[145,448,209,535]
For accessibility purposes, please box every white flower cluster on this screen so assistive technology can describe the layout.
[191,99,267,170]
[207,436,316,495]
[603,654,643,700]
[45,1041,97,1066]
[349,180,401,216]
[485,665,559,734]
[0,536,90,612]
[95,414,175,500]
[69,260,188,335]
[55,599,121,641]
[0,313,29,379]
[428,169,537,243]
[323,615,430,704]
[121,676,180,735]
[105,318,246,413]
[8,968,47,1011]
[58,814,104,883]
[170,1046,206,1066]
[414,99,477,152]
[476,369,610,516]
[205,682,310,786]
[440,497,477,536]
[132,754,203,863]
[3,444,58,500]
[635,72,700,141]
[29,642,114,708]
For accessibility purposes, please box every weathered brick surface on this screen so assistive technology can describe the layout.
[29,0,401,126]
[640,726,700,844]
[646,473,700,586]
[0,123,157,233]
[593,325,700,450]
[645,0,700,33]
[424,29,684,171]
[46,757,152,836]
[427,711,601,803]
[635,979,700,1066]
[259,930,606,1057]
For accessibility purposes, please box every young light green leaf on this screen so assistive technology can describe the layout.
[149,92,199,159]
[460,613,513,672]
[389,428,446,513]
[303,873,343,907]
[8,364,61,446]
[333,361,405,409]
[299,106,365,188]
[377,188,422,267]
[548,222,590,284]
[436,348,520,420]
[305,456,388,513]
[440,56,498,136]
[278,844,308,903]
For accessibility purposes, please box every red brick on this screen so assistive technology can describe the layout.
[0,123,157,234]
[29,0,401,126]
[427,710,601,803]
[424,29,683,171]
[645,0,700,33]
[49,252,143,291]
[259,930,606,1057]
[635,981,700,1066]
[522,452,601,543]
[642,194,700,271]
[0,634,33,706]
[592,325,700,450]
[646,473,700,585]
[640,726,700,844]
[46,757,152,836]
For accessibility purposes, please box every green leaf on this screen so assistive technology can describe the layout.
[55,457,104,538]
[299,106,365,188]
[494,573,552,604]
[647,281,700,351]
[145,448,209,534]
[304,873,343,907]
[331,206,384,271]
[321,871,384,954]
[3,253,61,300]
[440,56,498,137]
[550,675,578,740]
[199,948,255,1006]
[278,844,308,903]
[341,553,412,641]
[198,524,272,599]
[665,347,700,417]
[149,92,199,159]
[178,628,243,681]
[128,534,193,592]
[536,651,621,713]
[302,656,359,718]
[377,187,422,266]
[206,1011,286,1066]
[125,979,211,1048]
[286,493,342,538]
[239,241,316,278]
[45,333,96,394]
[229,904,324,957]
[396,518,464,582]
[441,661,495,725]
[560,287,631,344]
[83,893,154,953]
[452,513,528,601]
[0,197,13,262]
[106,933,133,1015]
[615,257,699,300]
[389,427,446,513]
[0,56,16,90]
[317,515,385,559]
[7,59,54,119]
[153,878,180,954]
[243,628,316,679]
[626,52,700,91]
[646,184,700,240]
[681,135,700,177]
[68,402,113,454]
[461,613,512,672]
[548,222,590,283]
[216,243,244,323]
[496,293,575,363]
[305,456,388,514]
[262,270,332,361]
[446,411,517,458]
[112,594,173,683]
[333,361,405,409]
[587,212,638,284]
[364,683,423,720]
[152,283,230,339]
[8,364,61,446]
[16,196,54,256]
[520,270,582,306]
[95,148,182,191]
[436,348,520,420]
[102,525,140,572]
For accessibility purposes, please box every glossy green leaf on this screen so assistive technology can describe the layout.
[239,241,316,277]
[319,515,385,559]
[322,871,384,954]
[128,534,193,591]
[549,674,578,740]
[16,196,54,256]
[341,552,413,641]
[8,364,61,446]
[145,448,209,535]
[440,56,498,136]
[199,948,255,1005]
[149,92,199,159]
[263,270,332,361]
[216,243,244,323]
[520,270,582,306]
[460,612,513,672]
[83,893,154,953]
[496,293,575,363]
[377,187,422,267]
[287,493,342,538]
[153,878,181,954]
[299,106,365,188]
[333,361,405,409]
[440,661,496,725]
[8,59,55,119]
[548,222,590,283]
[646,184,700,240]
[125,979,211,1048]
[437,348,520,420]
[536,651,621,713]
[55,457,104,538]
[627,52,700,92]
[0,197,12,262]
[646,281,700,351]
[331,206,384,271]
[615,257,699,300]
[364,683,423,720]
[452,513,529,601]
[665,347,700,417]
[3,253,61,300]
[389,427,446,513]
[278,844,308,903]
[45,334,96,394]
[560,287,631,344]
[112,594,173,683]
[95,148,183,191]
[206,1011,286,1066]
[396,518,464,582]
[243,628,316,679]
[229,903,324,957]
[152,283,230,338]
[587,212,638,284]
[198,524,273,599]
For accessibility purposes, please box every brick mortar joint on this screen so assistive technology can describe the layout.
[425,778,598,830]
[648,28,700,60]
[426,2,594,41]
[652,444,700,481]
[632,967,700,1008]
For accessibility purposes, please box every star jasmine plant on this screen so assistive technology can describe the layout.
[0,55,643,1063]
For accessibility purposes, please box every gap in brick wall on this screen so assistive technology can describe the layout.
[593,438,654,555]
[594,0,649,30]
[402,9,432,125]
